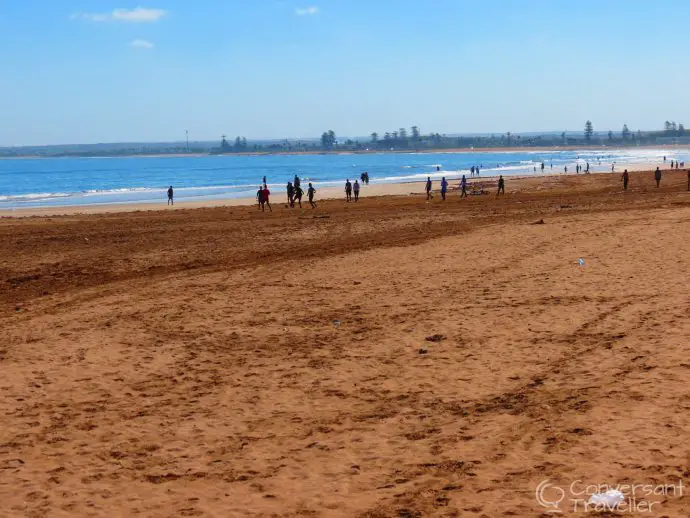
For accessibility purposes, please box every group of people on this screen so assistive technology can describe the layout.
[344,179,361,202]
[286,175,317,208]
[165,160,689,208]
[425,174,505,200]
[620,166,690,191]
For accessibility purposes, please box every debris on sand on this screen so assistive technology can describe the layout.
[418,348,428,355]
[425,334,445,343]
[532,219,545,225]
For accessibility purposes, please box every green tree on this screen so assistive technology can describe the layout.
[584,120,593,141]
[664,121,672,134]
[221,135,229,150]
[411,126,420,141]
[622,124,630,140]
[561,131,567,144]
[398,128,408,146]
[608,130,613,141]
[321,130,336,149]
[679,124,686,136]
[370,132,378,143]
[234,136,242,150]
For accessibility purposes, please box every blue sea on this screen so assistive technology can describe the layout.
[0,148,686,209]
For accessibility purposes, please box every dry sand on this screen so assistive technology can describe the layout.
[1,170,689,517]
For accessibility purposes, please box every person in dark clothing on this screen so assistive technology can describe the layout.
[460,175,468,198]
[294,175,301,190]
[440,177,448,200]
[256,185,265,211]
[425,177,433,200]
[345,179,352,202]
[687,170,690,191]
[353,180,360,202]
[497,175,505,196]
[167,186,174,205]
[307,183,317,208]
[293,184,304,208]
[287,181,294,206]
[621,170,629,191]
[655,167,662,188]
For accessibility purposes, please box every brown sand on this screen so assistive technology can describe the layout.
[1,170,689,517]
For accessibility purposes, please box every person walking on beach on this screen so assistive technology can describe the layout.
[353,179,360,202]
[611,163,615,172]
[294,184,304,208]
[497,175,505,196]
[256,185,265,211]
[470,166,475,177]
[655,167,662,188]
[167,186,174,205]
[687,169,690,191]
[425,176,433,200]
[460,175,468,198]
[262,184,272,212]
[565,165,568,174]
[440,177,448,200]
[307,183,317,208]
[287,181,294,206]
[622,169,629,191]
[345,179,352,202]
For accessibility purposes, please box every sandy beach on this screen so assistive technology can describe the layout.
[0,161,674,218]
[1,170,689,517]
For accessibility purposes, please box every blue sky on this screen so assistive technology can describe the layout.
[2,1,690,146]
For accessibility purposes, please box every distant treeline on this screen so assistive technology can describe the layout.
[2,121,688,158]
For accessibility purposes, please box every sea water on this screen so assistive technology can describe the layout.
[0,148,686,209]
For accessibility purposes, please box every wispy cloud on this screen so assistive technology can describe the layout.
[295,6,319,16]
[130,39,154,49]
[71,7,167,23]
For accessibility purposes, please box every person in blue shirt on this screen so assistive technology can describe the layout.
[440,177,448,201]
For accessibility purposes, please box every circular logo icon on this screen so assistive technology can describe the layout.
[536,479,565,513]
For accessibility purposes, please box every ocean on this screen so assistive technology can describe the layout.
[0,148,686,209]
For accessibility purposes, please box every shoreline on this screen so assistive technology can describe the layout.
[1,166,685,218]
[1,143,689,160]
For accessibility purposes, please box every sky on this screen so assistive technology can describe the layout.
[2,0,690,146]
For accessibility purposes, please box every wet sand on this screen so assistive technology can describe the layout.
[1,170,689,517]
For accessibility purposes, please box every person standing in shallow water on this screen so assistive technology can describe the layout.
[353,180,360,202]
[655,167,662,188]
[167,186,174,205]
[621,170,629,191]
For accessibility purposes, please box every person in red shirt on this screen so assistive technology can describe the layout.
[262,184,272,212]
